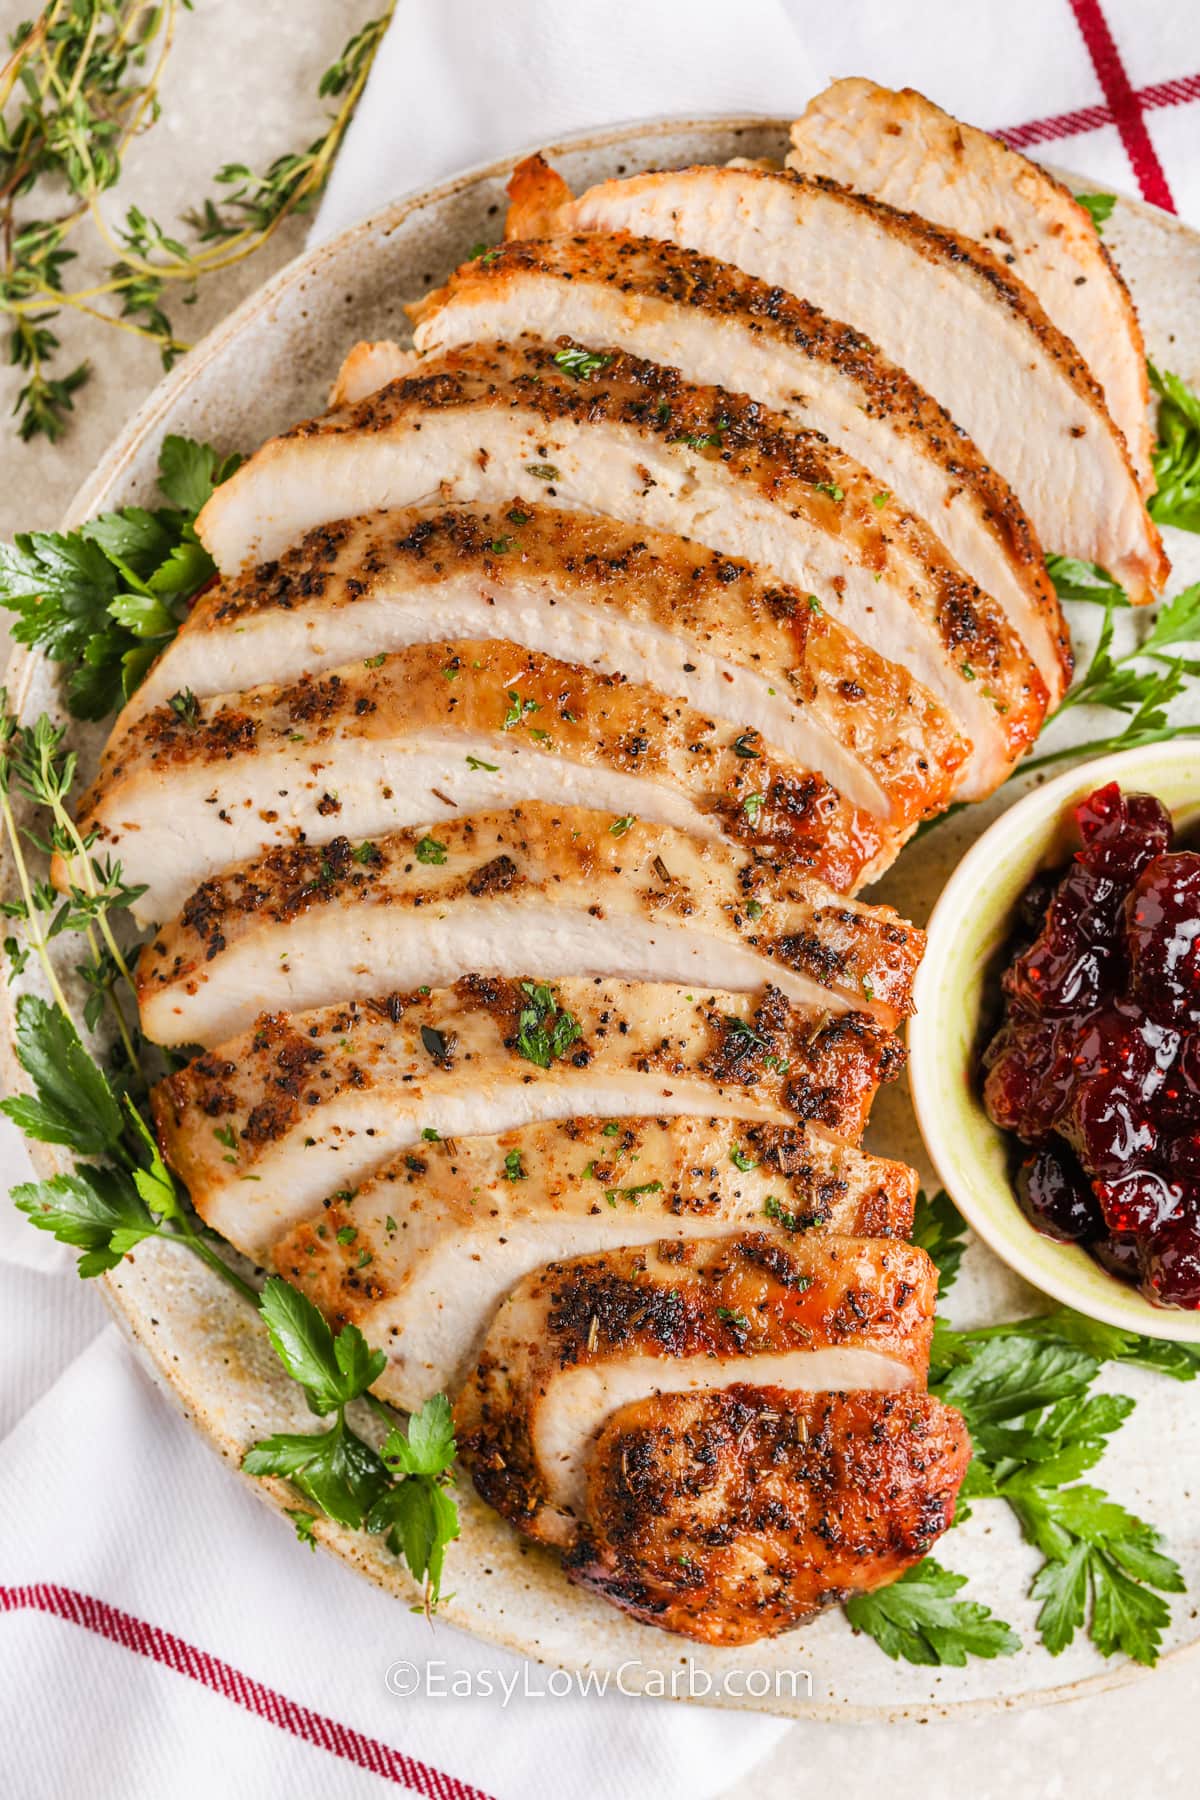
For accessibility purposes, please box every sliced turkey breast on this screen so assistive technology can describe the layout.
[565,1385,970,1644]
[454,1232,936,1545]
[136,803,923,1047]
[410,234,1068,698]
[153,977,903,1251]
[195,338,1042,800]
[270,1117,918,1409]
[116,503,956,834]
[505,156,1166,603]
[66,638,893,925]
[788,78,1154,492]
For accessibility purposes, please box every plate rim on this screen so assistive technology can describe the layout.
[4,110,1200,1723]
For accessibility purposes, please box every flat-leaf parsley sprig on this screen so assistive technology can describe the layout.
[243,1278,459,1610]
[0,432,240,718]
[1148,363,1200,532]
[848,1194,1193,1669]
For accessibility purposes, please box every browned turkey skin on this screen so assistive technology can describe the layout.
[565,1385,971,1645]
[454,1233,937,1546]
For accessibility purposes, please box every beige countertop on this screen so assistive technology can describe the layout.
[0,4,1193,1791]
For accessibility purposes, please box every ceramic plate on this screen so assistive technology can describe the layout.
[4,116,1200,1721]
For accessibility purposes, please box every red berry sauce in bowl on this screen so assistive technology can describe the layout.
[982,782,1200,1310]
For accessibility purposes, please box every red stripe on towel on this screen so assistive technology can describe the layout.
[0,1583,494,1800]
[1068,0,1176,209]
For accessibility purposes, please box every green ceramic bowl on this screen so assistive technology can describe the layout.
[909,741,1200,1342]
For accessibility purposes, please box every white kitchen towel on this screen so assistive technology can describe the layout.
[7,0,1200,1795]
[314,0,1200,244]
[0,1331,793,1800]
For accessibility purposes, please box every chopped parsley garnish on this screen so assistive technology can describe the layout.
[552,347,614,380]
[516,980,583,1069]
[608,814,635,837]
[502,688,541,729]
[732,732,760,760]
[415,835,448,865]
[763,1194,811,1232]
[362,652,387,668]
[420,1025,453,1063]
[525,462,560,481]
[465,754,499,772]
[716,1306,750,1330]
[742,792,764,826]
[503,1148,526,1182]
[672,416,728,451]
[723,1015,766,1051]
[815,480,844,501]
[604,1179,663,1207]
[729,1146,758,1172]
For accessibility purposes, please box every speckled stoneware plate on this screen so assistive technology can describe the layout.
[4,116,1200,1721]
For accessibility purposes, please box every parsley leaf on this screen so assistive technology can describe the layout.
[244,1283,459,1603]
[551,347,613,380]
[911,1188,968,1292]
[244,1418,388,1530]
[1075,191,1116,232]
[0,993,123,1155]
[845,1559,1020,1666]
[256,1274,385,1415]
[1045,553,1130,607]
[515,980,583,1069]
[1148,364,1200,533]
[157,434,242,513]
[12,1167,159,1278]
[0,434,236,719]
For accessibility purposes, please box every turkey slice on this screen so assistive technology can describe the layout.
[63,639,894,924]
[269,1116,919,1409]
[454,1233,936,1545]
[788,78,1154,492]
[136,802,923,1047]
[566,1386,969,1644]
[409,233,1068,698]
[114,502,954,832]
[504,156,1166,603]
[195,338,1041,800]
[152,977,904,1250]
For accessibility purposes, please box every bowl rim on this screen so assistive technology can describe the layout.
[909,740,1200,1342]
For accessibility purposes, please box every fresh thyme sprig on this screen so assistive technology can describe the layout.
[1019,566,1200,775]
[0,3,393,443]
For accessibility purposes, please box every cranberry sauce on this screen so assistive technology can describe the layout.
[983,781,1200,1309]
